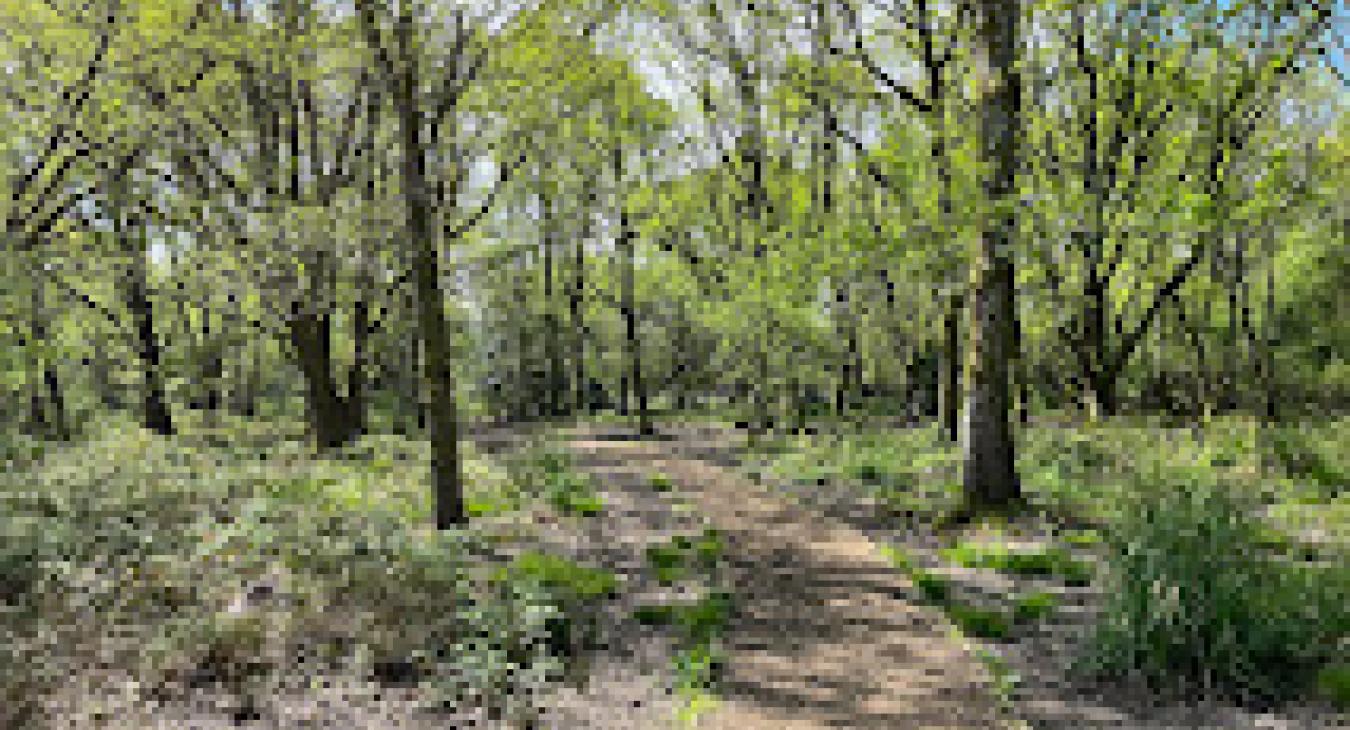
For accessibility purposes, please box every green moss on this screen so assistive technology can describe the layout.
[649,472,675,492]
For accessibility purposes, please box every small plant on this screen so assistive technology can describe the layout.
[649,472,675,492]
[911,570,952,604]
[974,647,1021,709]
[945,603,1011,640]
[645,529,725,585]
[879,543,914,572]
[500,552,618,604]
[1011,591,1058,624]
[527,454,605,517]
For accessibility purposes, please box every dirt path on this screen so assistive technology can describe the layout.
[558,427,1007,729]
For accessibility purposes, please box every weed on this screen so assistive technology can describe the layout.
[912,570,952,604]
[945,603,1012,640]
[645,529,725,585]
[1011,591,1058,624]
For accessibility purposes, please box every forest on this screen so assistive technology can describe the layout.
[1,0,1346,727]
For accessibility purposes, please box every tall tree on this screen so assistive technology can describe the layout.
[961,0,1022,510]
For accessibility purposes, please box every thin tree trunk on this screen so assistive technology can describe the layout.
[614,147,650,435]
[940,293,962,442]
[542,186,563,417]
[571,210,588,415]
[962,0,1022,511]
[392,20,463,528]
[124,222,174,436]
[1262,226,1278,422]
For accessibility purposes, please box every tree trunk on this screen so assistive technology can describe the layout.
[392,25,463,528]
[571,211,588,415]
[614,147,651,435]
[542,188,563,417]
[962,0,1022,511]
[124,233,175,436]
[289,312,358,449]
[940,293,962,442]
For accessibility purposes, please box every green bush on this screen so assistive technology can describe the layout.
[1082,475,1349,702]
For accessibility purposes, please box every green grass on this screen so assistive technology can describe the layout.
[945,603,1012,640]
[507,448,607,517]
[1082,473,1349,702]
[912,569,953,604]
[645,529,725,585]
[940,542,1094,586]
[497,551,618,603]
[649,472,676,492]
[1011,591,1059,623]
[1314,664,1350,710]
[750,417,1349,535]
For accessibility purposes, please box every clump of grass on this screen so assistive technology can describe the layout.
[974,647,1021,709]
[945,603,1011,640]
[514,449,606,517]
[912,570,952,604]
[941,542,1094,586]
[1061,528,1102,547]
[645,529,724,585]
[1011,591,1058,624]
[1082,474,1349,703]
[649,472,675,492]
[633,590,733,722]
[499,551,618,604]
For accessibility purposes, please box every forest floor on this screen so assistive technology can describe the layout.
[539,422,1345,729]
[3,416,1345,729]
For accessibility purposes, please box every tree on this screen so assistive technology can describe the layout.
[961,0,1022,510]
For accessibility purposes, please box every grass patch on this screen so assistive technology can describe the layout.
[974,646,1021,709]
[1011,591,1058,623]
[912,570,952,604]
[645,529,725,585]
[945,603,1012,640]
[509,449,607,518]
[941,542,1094,586]
[1082,473,1349,703]
[497,551,618,603]
[649,472,676,492]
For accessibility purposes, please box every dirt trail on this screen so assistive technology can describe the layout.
[559,427,1007,729]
